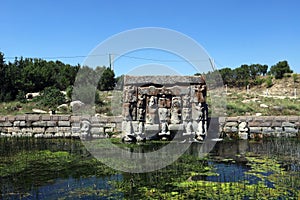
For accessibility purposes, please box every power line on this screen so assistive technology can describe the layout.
[5,53,212,63]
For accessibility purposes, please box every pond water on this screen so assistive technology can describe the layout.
[0,138,299,199]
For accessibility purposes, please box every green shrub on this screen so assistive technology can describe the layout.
[265,76,273,88]
[37,87,66,110]
[253,77,264,85]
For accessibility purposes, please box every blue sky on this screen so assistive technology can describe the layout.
[1,0,299,76]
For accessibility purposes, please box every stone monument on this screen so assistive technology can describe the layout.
[121,75,208,142]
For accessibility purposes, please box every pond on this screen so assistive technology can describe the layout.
[0,138,299,199]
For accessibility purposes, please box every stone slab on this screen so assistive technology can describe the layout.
[58,121,71,127]
[249,127,262,133]
[27,115,40,121]
[41,115,51,121]
[32,121,47,127]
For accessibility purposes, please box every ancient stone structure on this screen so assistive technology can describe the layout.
[121,75,209,142]
[220,116,300,139]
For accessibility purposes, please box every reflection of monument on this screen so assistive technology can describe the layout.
[122,76,208,142]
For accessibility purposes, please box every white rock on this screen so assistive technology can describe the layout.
[260,104,269,108]
[256,113,262,116]
[32,108,47,113]
[70,101,84,108]
[57,104,68,109]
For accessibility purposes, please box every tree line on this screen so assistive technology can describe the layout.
[0,50,295,103]
[0,52,115,103]
[216,61,293,87]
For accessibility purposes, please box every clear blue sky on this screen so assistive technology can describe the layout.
[1,0,299,76]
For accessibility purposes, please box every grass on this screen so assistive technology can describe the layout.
[224,91,300,116]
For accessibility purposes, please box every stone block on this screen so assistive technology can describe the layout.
[168,124,184,131]
[32,127,45,133]
[274,116,287,122]
[28,115,40,121]
[7,127,21,133]
[15,115,26,121]
[19,121,27,127]
[90,127,104,134]
[47,121,57,127]
[0,116,7,122]
[0,122,13,127]
[226,117,239,122]
[105,123,116,128]
[225,122,238,127]
[92,134,108,139]
[282,122,296,127]
[13,121,20,126]
[287,116,299,122]
[259,122,272,127]
[249,127,262,133]
[262,127,275,133]
[32,121,47,127]
[58,127,71,132]
[274,127,283,133]
[238,116,248,122]
[248,121,262,127]
[283,127,298,134]
[59,115,70,121]
[70,116,81,123]
[22,128,32,133]
[254,117,265,123]
[218,117,226,124]
[58,121,71,127]
[45,127,58,133]
[51,116,59,121]
[71,126,81,132]
[90,116,100,123]
[91,123,105,127]
[271,121,282,127]
[145,124,160,131]
[8,116,16,122]
[41,115,51,121]
[263,116,274,122]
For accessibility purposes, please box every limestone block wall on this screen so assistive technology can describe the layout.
[220,116,300,138]
[0,115,123,138]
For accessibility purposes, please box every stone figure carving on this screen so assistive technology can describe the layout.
[183,121,194,136]
[146,96,158,124]
[182,95,190,108]
[170,97,181,124]
[182,108,191,121]
[80,119,91,138]
[137,94,145,108]
[137,108,145,121]
[158,107,169,122]
[158,122,170,139]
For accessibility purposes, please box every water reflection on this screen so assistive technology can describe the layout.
[0,138,299,199]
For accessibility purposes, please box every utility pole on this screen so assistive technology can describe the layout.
[109,53,114,71]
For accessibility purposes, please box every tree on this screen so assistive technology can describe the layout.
[270,61,293,79]
[218,68,234,85]
[98,67,115,91]
[38,87,66,110]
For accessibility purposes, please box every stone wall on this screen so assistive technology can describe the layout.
[220,116,300,139]
[0,115,122,138]
[1,114,299,139]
